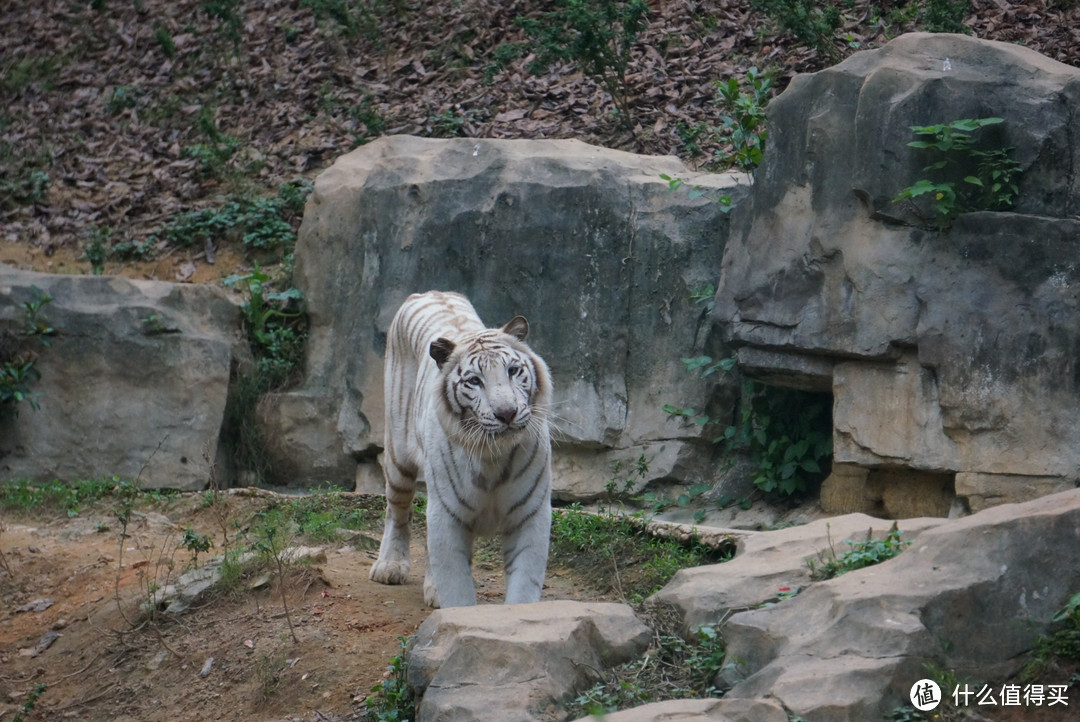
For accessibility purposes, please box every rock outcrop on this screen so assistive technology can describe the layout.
[0,267,245,489]
[650,512,944,632]
[263,136,745,496]
[715,32,1080,515]
[709,488,1080,720]
[408,600,651,722]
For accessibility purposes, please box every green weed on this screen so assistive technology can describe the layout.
[362,635,415,722]
[0,478,115,516]
[11,683,47,722]
[153,25,177,58]
[1,286,54,417]
[807,523,911,581]
[2,56,60,93]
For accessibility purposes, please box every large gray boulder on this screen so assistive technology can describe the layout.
[263,136,745,496]
[707,488,1080,720]
[715,33,1080,515]
[0,267,245,489]
[407,600,652,722]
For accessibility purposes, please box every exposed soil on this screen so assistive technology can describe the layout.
[0,493,603,722]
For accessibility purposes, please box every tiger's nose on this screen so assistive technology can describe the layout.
[494,408,516,425]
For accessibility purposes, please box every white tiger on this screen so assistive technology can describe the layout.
[368,291,554,608]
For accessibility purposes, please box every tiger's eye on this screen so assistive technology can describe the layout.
[507,365,521,377]
[465,375,484,388]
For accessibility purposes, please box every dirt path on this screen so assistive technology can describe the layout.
[0,493,601,721]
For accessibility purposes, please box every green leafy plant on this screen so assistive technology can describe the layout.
[221,264,307,481]
[751,0,842,60]
[182,524,213,568]
[11,683,47,722]
[363,635,415,721]
[807,523,911,580]
[153,25,177,58]
[183,107,242,180]
[892,117,1021,229]
[664,303,831,499]
[919,0,971,33]
[428,106,485,137]
[516,0,650,129]
[715,66,772,174]
[84,226,111,274]
[202,0,245,48]
[1,285,54,417]
[252,509,300,643]
[107,85,139,115]
[1021,590,1080,681]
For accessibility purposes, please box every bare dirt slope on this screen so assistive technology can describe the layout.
[0,493,599,722]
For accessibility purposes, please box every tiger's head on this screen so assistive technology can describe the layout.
[430,316,552,450]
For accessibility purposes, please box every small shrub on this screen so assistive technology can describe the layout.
[751,0,842,60]
[182,524,213,568]
[516,0,650,129]
[714,66,772,174]
[892,117,1021,229]
[919,0,971,34]
[254,647,289,701]
[428,106,485,138]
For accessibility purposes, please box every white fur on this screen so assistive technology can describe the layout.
[369,291,553,608]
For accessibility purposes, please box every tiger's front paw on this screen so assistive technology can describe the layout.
[369,559,410,585]
[423,576,440,608]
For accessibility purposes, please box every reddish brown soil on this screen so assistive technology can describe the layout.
[0,494,598,722]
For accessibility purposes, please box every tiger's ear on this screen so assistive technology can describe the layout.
[501,316,529,341]
[430,338,456,368]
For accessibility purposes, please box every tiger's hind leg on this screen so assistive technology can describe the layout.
[369,460,415,585]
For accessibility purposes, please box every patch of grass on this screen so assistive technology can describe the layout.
[253,647,289,701]
[278,490,384,544]
[1021,591,1080,682]
[0,478,117,517]
[807,523,911,581]
[2,56,61,93]
[568,604,726,717]
[550,505,730,603]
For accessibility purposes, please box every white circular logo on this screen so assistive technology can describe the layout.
[910,679,942,711]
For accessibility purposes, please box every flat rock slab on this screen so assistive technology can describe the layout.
[650,512,945,631]
[408,600,652,722]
